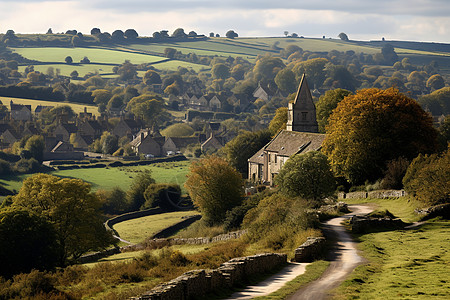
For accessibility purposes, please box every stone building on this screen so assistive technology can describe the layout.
[248,74,325,185]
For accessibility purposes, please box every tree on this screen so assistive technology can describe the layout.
[102,133,118,154]
[338,32,349,41]
[426,74,445,91]
[126,170,155,211]
[269,107,288,135]
[124,29,138,39]
[276,151,335,201]
[291,58,328,88]
[417,87,450,115]
[225,30,238,39]
[0,207,59,278]
[164,47,177,59]
[65,56,73,64]
[253,56,286,82]
[111,30,125,41]
[403,148,449,206]
[11,174,114,265]
[117,60,137,81]
[221,129,271,175]
[70,70,78,79]
[212,63,230,79]
[126,94,165,126]
[322,88,438,184]
[143,70,162,85]
[172,28,187,38]
[24,135,45,162]
[381,43,398,65]
[274,68,297,93]
[316,88,352,133]
[184,156,243,225]
[91,28,101,35]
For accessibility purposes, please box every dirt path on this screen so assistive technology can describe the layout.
[225,262,310,299]
[287,204,373,300]
[223,205,372,299]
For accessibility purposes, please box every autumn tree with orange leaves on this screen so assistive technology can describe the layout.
[322,88,437,184]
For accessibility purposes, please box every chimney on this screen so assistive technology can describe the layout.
[141,132,145,141]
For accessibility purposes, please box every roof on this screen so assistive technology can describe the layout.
[59,123,78,134]
[265,130,325,157]
[248,147,265,164]
[10,103,31,112]
[84,120,103,131]
[167,137,199,148]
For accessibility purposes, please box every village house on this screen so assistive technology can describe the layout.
[113,118,142,139]
[129,129,165,157]
[248,75,326,185]
[53,122,78,142]
[10,102,32,121]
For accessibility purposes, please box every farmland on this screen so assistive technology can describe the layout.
[0,96,100,116]
[0,160,191,195]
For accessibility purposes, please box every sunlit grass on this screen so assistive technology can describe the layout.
[113,210,200,244]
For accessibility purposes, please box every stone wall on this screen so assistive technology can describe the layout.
[123,230,248,252]
[135,253,287,300]
[293,237,326,262]
[338,189,406,200]
[350,215,405,233]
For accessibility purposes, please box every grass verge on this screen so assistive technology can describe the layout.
[333,218,449,299]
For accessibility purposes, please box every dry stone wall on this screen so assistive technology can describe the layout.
[338,190,406,200]
[293,237,326,262]
[135,253,287,300]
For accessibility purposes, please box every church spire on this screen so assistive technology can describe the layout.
[286,74,318,133]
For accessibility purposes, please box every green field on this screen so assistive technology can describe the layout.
[18,63,115,77]
[0,160,191,195]
[113,210,199,244]
[0,96,100,116]
[335,197,450,299]
[12,47,166,65]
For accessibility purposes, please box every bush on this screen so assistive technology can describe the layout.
[381,157,409,189]
[403,147,449,206]
[0,159,12,175]
[143,183,181,210]
[13,158,40,173]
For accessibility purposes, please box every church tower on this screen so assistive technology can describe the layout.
[286,74,318,133]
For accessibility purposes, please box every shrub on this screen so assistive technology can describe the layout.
[381,157,409,189]
[143,183,181,210]
[403,147,449,206]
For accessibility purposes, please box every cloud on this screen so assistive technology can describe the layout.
[0,0,449,43]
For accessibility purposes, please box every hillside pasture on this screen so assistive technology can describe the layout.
[113,210,200,244]
[0,96,100,116]
[12,47,166,65]
[18,63,115,78]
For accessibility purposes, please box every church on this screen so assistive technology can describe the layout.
[248,74,326,185]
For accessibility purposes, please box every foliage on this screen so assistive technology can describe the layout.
[97,187,129,215]
[184,156,243,225]
[143,183,181,209]
[380,157,410,190]
[211,63,230,79]
[269,107,288,135]
[315,88,352,133]
[243,193,320,251]
[0,207,59,278]
[338,32,349,41]
[274,68,297,93]
[276,151,335,201]
[11,173,115,265]
[160,123,194,137]
[221,129,271,175]
[417,86,450,115]
[126,93,165,126]
[403,148,449,206]
[322,88,438,184]
[126,170,156,211]
[253,56,285,82]
[291,58,328,88]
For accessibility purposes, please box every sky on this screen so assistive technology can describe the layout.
[0,0,449,43]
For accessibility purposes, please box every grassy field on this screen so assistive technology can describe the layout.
[1,96,100,116]
[17,63,115,77]
[335,218,450,299]
[334,197,450,299]
[0,160,191,195]
[113,210,200,244]
[12,47,166,65]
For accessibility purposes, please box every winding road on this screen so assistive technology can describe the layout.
[226,204,373,300]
